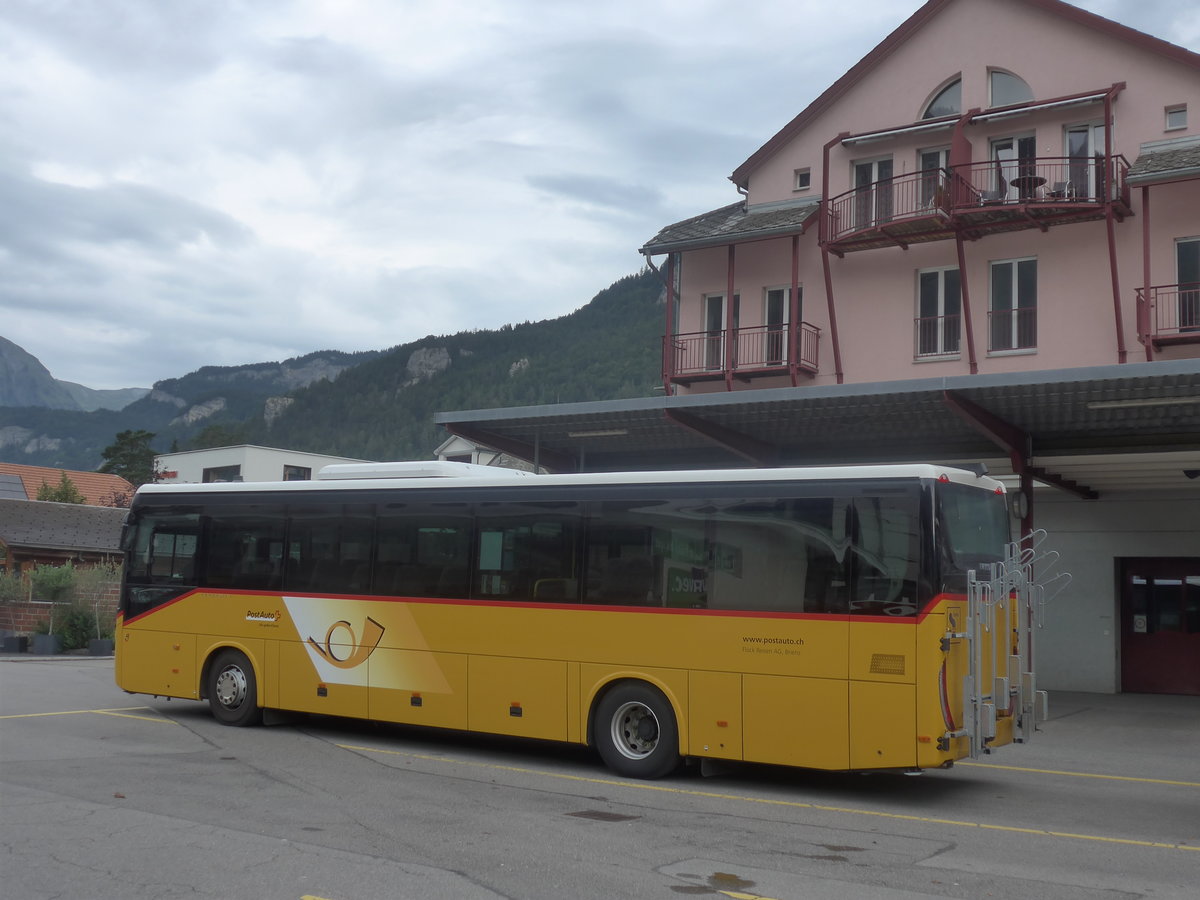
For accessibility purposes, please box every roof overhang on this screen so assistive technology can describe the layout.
[968,89,1110,123]
[436,360,1200,495]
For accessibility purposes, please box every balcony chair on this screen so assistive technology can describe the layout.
[1044,181,1074,200]
[978,174,1008,204]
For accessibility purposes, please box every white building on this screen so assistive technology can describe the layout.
[155,445,369,485]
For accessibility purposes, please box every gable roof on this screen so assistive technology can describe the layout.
[0,498,126,554]
[1128,142,1200,185]
[0,462,135,506]
[640,200,820,255]
[730,0,1200,189]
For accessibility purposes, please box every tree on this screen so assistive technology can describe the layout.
[36,471,86,504]
[99,429,159,487]
[97,488,133,509]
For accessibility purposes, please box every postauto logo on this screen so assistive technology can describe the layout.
[307,617,385,669]
[283,597,384,686]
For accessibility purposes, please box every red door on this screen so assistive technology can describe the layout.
[1120,559,1200,695]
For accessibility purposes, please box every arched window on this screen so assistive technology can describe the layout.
[923,79,961,119]
[990,71,1033,107]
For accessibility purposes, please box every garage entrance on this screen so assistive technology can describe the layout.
[1120,558,1200,695]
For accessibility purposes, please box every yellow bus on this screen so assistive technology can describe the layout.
[116,461,1047,778]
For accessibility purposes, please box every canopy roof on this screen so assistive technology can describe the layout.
[437,360,1200,497]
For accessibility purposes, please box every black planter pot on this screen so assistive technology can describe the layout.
[32,634,62,655]
[2,635,29,654]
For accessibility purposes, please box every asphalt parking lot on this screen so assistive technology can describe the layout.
[2,655,1198,900]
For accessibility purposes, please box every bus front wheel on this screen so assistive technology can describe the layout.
[594,683,680,779]
[206,649,262,727]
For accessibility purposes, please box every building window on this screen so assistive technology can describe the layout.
[989,259,1037,351]
[990,70,1033,107]
[916,268,961,357]
[922,78,961,119]
[202,465,242,483]
[918,148,950,207]
[761,287,798,365]
[793,168,811,191]
[1166,105,1187,131]
[852,156,894,229]
[1177,238,1199,331]
[702,292,739,369]
[992,134,1037,201]
[282,465,312,481]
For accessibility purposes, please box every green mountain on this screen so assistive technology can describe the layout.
[0,349,380,470]
[0,268,664,468]
[233,268,664,460]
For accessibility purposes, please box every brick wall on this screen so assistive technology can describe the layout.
[0,578,120,637]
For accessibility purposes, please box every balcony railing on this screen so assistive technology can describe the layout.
[1138,282,1200,347]
[988,307,1037,352]
[825,169,950,243]
[667,323,820,382]
[824,156,1130,250]
[914,314,962,358]
[951,156,1128,206]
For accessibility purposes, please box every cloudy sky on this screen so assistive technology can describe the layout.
[1,1,1196,390]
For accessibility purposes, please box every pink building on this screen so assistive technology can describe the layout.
[636,0,1200,696]
[644,0,1198,395]
[440,0,1199,695]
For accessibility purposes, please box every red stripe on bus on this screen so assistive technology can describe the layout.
[123,588,969,625]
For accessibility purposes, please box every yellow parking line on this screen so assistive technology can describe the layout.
[338,743,1199,854]
[0,706,170,723]
[959,761,1200,788]
[91,710,177,723]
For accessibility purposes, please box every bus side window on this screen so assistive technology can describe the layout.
[475,514,579,602]
[709,502,802,613]
[420,520,472,598]
[285,506,373,594]
[849,493,920,616]
[129,512,200,585]
[205,510,286,591]
[775,497,849,615]
[585,510,658,606]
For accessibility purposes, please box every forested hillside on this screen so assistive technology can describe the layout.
[0,349,379,469]
[0,268,664,468]
[238,268,664,460]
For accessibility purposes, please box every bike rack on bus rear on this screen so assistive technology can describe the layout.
[950,530,1071,758]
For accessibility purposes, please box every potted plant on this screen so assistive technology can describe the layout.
[31,619,62,655]
[29,563,76,655]
[0,567,29,653]
[74,561,119,656]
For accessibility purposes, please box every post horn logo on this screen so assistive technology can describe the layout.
[306,617,385,669]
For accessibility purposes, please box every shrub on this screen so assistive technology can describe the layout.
[0,570,27,603]
[31,563,76,603]
[56,604,99,651]
[72,561,121,640]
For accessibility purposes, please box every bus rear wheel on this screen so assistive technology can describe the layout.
[594,683,680,779]
[207,649,262,727]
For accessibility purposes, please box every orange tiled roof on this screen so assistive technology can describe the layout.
[0,462,135,507]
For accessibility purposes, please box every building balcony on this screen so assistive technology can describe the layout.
[912,310,1038,359]
[987,307,1037,353]
[823,156,1131,254]
[665,323,820,385]
[915,314,962,359]
[1139,282,1200,349]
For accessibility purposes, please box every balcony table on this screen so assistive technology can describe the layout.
[1010,174,1046,199]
